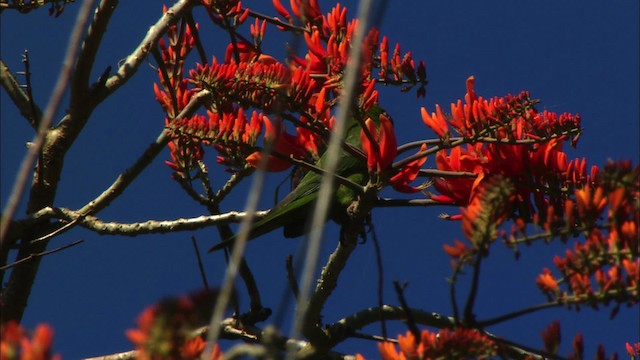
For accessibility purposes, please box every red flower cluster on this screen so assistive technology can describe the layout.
[155,1,427,184]
[377,328,497,360]
[425,77,581,213]
[422,76,580,142]
[274,1,426,96]
[540,321,589,360]
[535,161,639,310]
[189,55,316,115]
[627,342,640,359]
[126,290,221,360]
[1,321,60,360]
[443,175,515,260]
[201,0,249,28]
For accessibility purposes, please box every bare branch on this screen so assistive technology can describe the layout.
[0,59,41,129]
[0,239,83,271]
[0,0,98,322]
[36,207,268,238]
[0,0,96,243]
[101,0,198,96]
[71,0,118,99]
[328,305,456,347]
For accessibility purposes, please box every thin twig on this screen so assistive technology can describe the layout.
[0,240,84,271]
[286,254,300,298]
[393,281,421,343]
[477,301,563,328]
[191,236,210,290]
[30,217,81,243]
[246,9,308,34]
[185,12,208,65]
[462,252,482,325]
[151,46,179,114]
[351,332,397,343]
[20,50,42,128]
[448,264,462,325]
[392,129,580,170]
[369,223,387,340]
[287,156,366,195]
[0,60,41,129]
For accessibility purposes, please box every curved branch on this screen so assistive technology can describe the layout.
[329,306,455,338]
[38,207,268,238]
[100,0,198,98]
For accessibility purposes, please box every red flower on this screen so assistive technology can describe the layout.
[126,290,220,359]
[246,116,305,172]
[1,321,60,360]
[390,144,427,193]
[378,329,496,360]
[541,321,561,355]
[421,104,449,139]
[433,144,485,204]
[360,113,397,173]
[443,239,471,259]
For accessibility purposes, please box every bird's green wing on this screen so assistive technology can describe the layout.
[208,105,385,252]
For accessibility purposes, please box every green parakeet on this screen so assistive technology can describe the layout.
[208,106,384,252]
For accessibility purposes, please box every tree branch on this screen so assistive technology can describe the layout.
[0,240,83,271]
[71,0,118,100]
[45,207,268,237]
[0,2,204,323]
[477,301,563,328]
[328,305,455,339]
[0,0,97,323]
[392,130,580,170]
[98,0,198,98]
[0,59,41,129]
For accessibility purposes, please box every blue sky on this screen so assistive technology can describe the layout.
[1,1,638,359]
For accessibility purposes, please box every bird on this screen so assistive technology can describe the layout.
[208,105,385,252]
